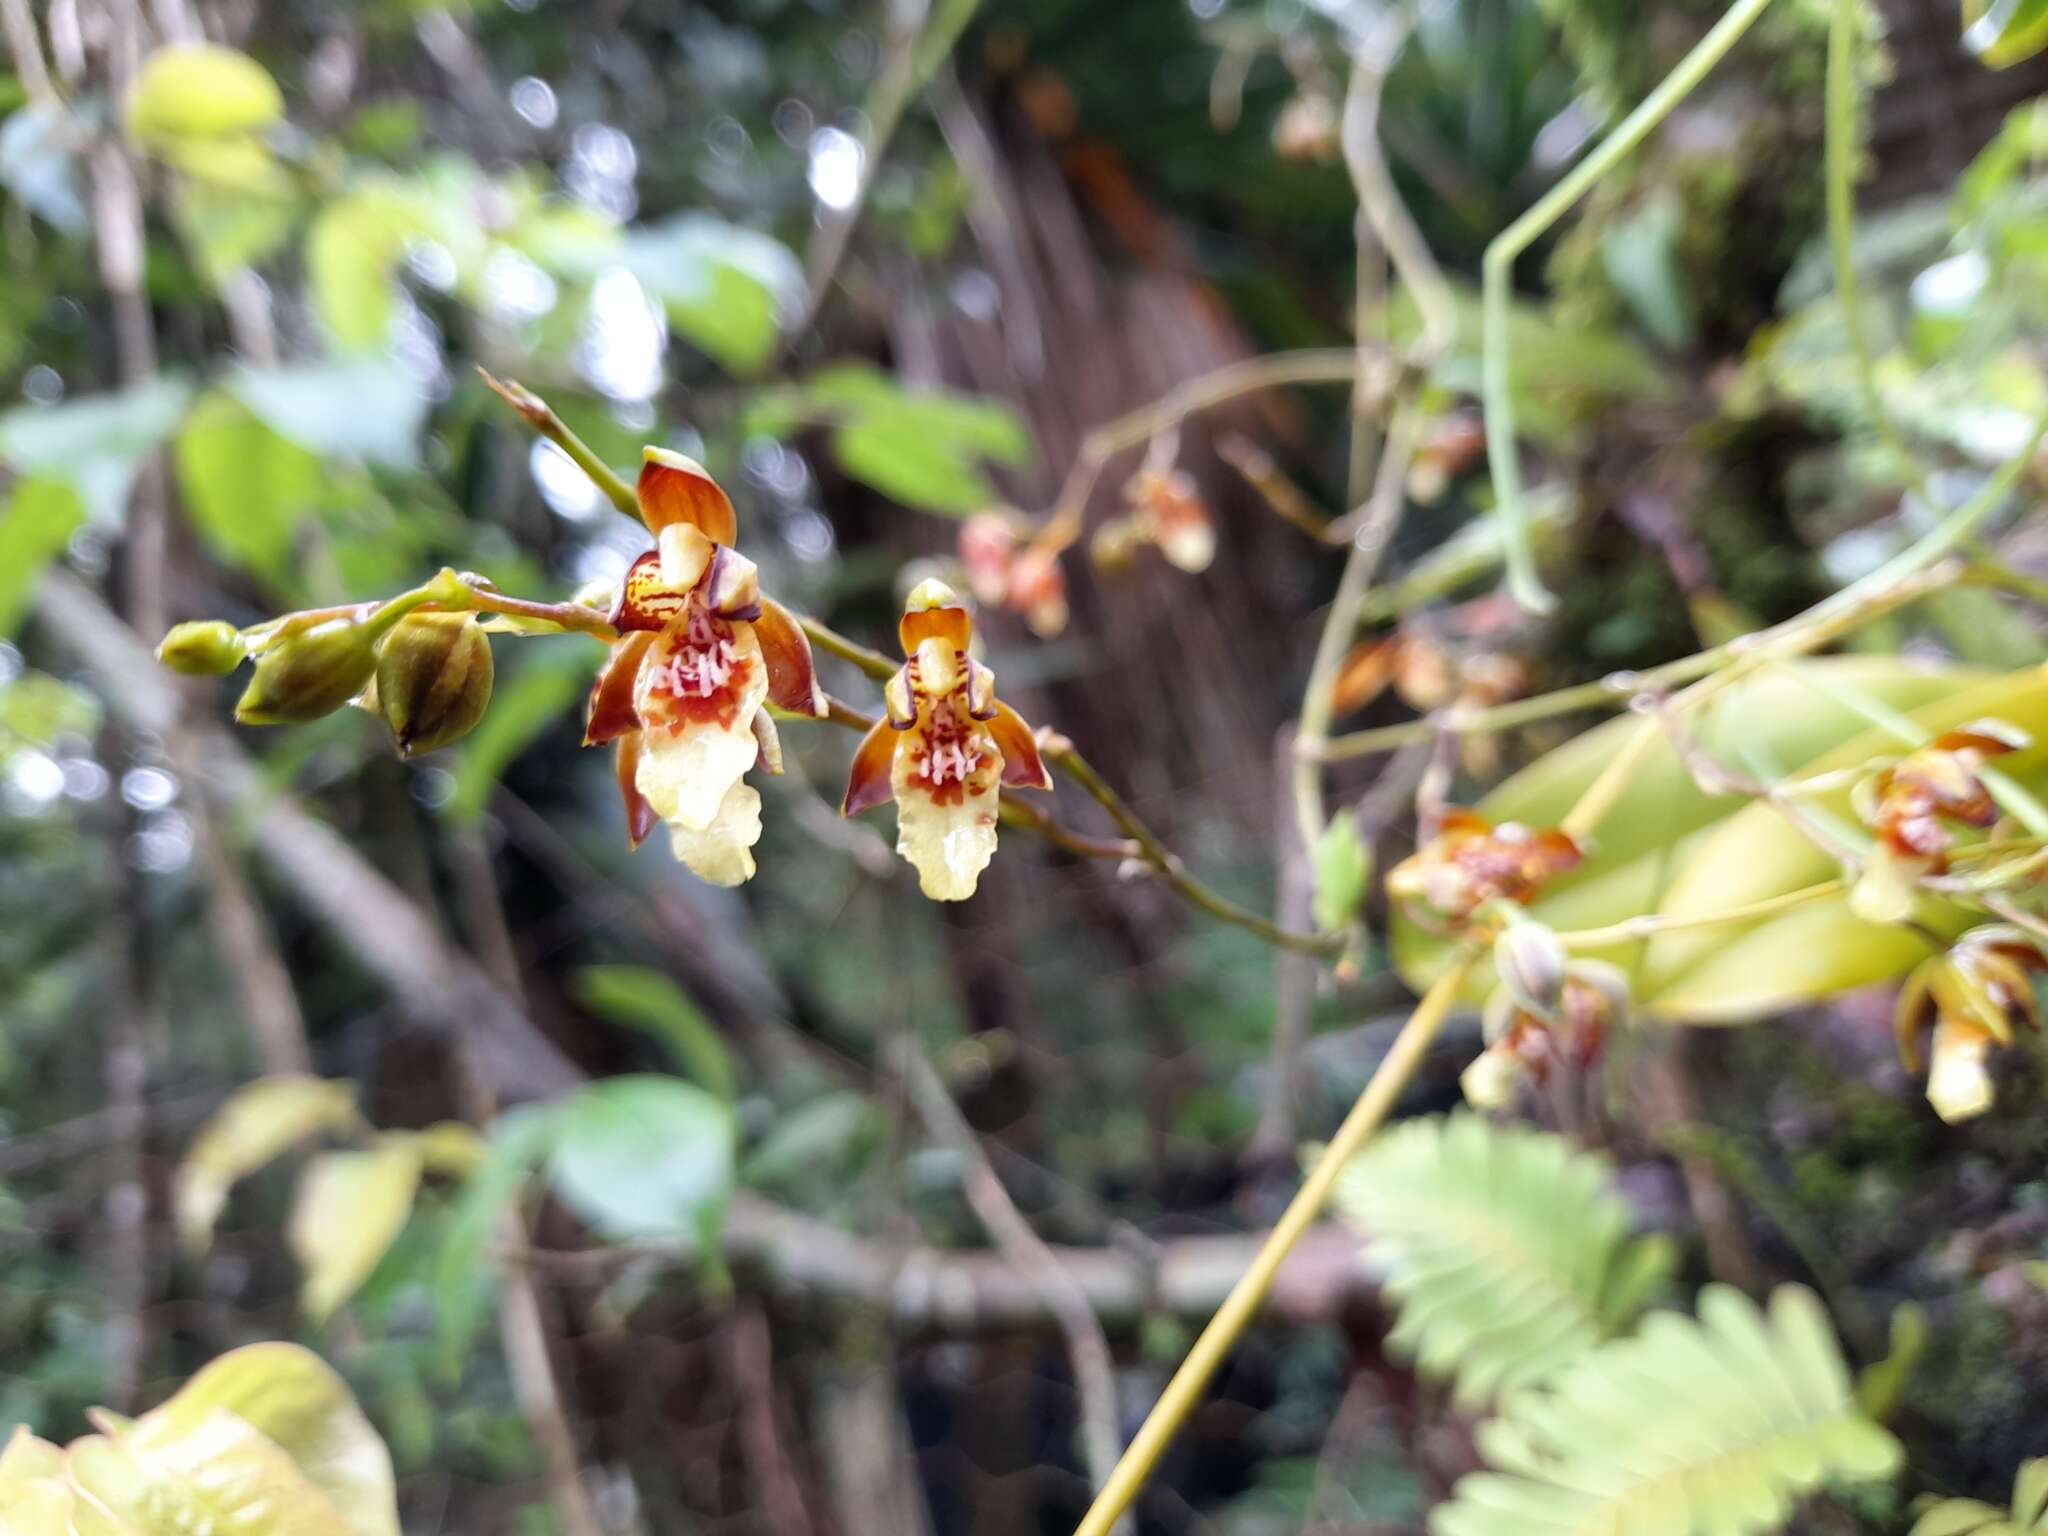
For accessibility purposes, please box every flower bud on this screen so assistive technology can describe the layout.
[1460,1042,1524,1111]
[234,619,379,725]
[157,620,246,676]
[1926,1018,1994,1124]
[1494,920,1567,1021]
[374,612,494,757]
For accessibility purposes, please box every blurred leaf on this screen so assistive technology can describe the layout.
[623,214,799,375]
[548,1075,736,1244]
[1312,813,1372,931]
[306,180,434,353]
[117,1342,398,1536]
[343,100,424,160]
[0,478,86,639]
[0,105,85,233]
[574,965,734,1101]
[173,164,301,285]
[1392,657,2035,1017]
[446,644,598,820]
[0,378,193,524]
[1600,190,1693,351]
[401,1121,488,1179]
[1965,0,2048,67]
[0,672,100,750]
[289,1143,423,1323]
[742,1092,882,1193]
[434,1104,561,1374]
[226,360,431,468]
[125,45,282,147]
[173,391,321,584]
[1857,1302,1927,1421]
[175,1075,359,1253]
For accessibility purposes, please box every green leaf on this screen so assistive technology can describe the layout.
[1331,1116,1670,1411]
[742,1092,882,1193]
[623,214,799,375]
[446,644,598,820]
[0,478,85,639]
[1312,813,1372,931]
[173,391,321,584]
[119,1342,398,1536]
[175,1075,359,1253]
[1855,1301,1927,1421]
[548,1075,736,1244]
[434,1105,561,1375]
[1600,190,1693,351]
[0,671,100,750]
[1964,0,2048,67]
[0,378,193,524]
[1434,1285,1902,1536]
[225,360,431,468]
[573,965,734,1101]
[305,180,435,353]
[173,162,301,285]
[288,1142,424,1323]
[125,45,282,147]
[1908,1502,2016,1536]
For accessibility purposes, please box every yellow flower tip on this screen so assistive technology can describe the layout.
[905,577,963,614]
[1459,1045,1522,1111]
[643,445,712,477]
[1926,1021,1995,1124]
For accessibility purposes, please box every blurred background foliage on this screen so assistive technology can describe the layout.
[4,0,2048,1532]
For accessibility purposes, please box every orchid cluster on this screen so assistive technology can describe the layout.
[159,445,1053,902]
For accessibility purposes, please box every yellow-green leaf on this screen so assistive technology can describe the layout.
[288,1143,423,1323]
[125,45,282,148]
[1965,0,2048,67]
[176,1076,359,1253]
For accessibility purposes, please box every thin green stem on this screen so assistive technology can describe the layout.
[1483,0,1780,613]
[1070,957,1475,1536]
[478,369,638,516]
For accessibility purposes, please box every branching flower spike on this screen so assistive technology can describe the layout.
[585,449,826,886]
[842,579,1052,900]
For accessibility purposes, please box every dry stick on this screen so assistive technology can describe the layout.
[897,1043,1125,1526]
[1069,957,1476,1536]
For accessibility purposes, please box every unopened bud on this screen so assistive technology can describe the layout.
[157,620,246,676]
[1495,920,1567,1021]
[1927,1019,1995,1124]
[375,612,494,756]
[1460,1043,1523,1111]
[1090,517,1143,576]
[235,619,379,725]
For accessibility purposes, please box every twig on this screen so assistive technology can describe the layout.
[1482,0,1783,612]
[0,0,58,109]
[897,1042,1125,1528]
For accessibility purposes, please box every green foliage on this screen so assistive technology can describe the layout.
[548,1075,736,1245]
[124,45,283,148]
[621,214,801,375]
[0,1343,397,1536]
[1312,813,1372,932]
[1331,1116,1673,1411]
[173,390,321,584]
[175,1074,361,1253]
[1911,1457,2048,1534]
[745,361,1033,515]
[574,964,735,1101]
[289,1144,425,1324]
[0,378,192,524]
[1434,1284,1902,1536]
[0,479,85,639]
[446,644,599,820]
[1964,0,2048,67]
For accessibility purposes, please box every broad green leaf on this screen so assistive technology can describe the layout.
[173,391,321,584]
[573,964,734,1101]
[125,45,282,147]
[742,1092,883,1194]
[0,378,193,524]
[446,644,599,820]
[548,1075,736,1244]
[118,1342,397,1536]
[1312,813,1372,931]
[0,672,100,751]
[225,360,430,468]
[399,1120,488,1178]
[175,1076,359,1253]
[434,1104,562,1374]
[1391,657,2025,1017]
[0,479,85,639]
[622,214,798,375]
[288,1143,423,1323]
[305,181,435,353]
[1965,0,2048,67]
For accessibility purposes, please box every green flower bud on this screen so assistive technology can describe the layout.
[157,620,247,676]
[374,611,493,756]
[235,619,379,725]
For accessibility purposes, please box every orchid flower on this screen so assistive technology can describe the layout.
[584,450,825,885]
[841,580,1052,900]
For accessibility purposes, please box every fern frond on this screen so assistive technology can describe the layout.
[1910,1456,2048,1536]
[1330,1115,1671,1410]
[1433,1284,1902,1536]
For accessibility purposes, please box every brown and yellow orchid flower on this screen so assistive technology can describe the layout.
[1385,809,1582,932]
[841,579,1052,900]
[1125,466,1216,574]
[1460,958,1627,1112]
[1850,720,2030,923]
[584,449,825,886]
[1895,924,2047,1123]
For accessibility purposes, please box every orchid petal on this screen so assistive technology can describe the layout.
[657,522,715,593]
[893,753,999,900]
[842,718,899,817]
[702,545,762,621]
[586,631,654,746]
[611,550,691,633]
[755,598,826,717]
[990,700,1052,791]
[614,736,659,849]
[668,781,762,887]
[638,447,737,545]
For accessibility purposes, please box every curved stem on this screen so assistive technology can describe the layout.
[1070,956,1475,1536]
[1483,0,1781,614]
